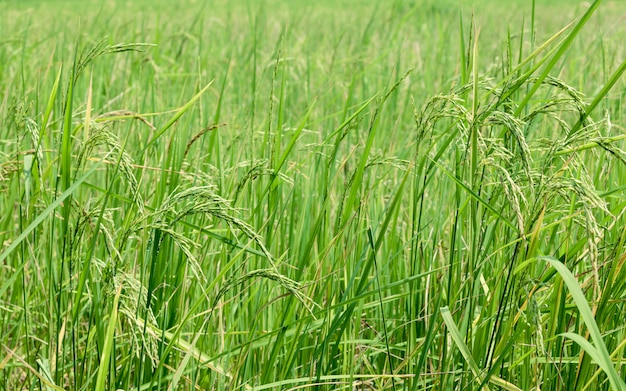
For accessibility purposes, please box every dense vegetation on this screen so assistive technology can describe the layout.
[1,0,626,389]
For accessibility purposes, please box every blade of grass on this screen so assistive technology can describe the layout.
[540,256,626,390]
[140,81,214,155]
[430,158,518,231]
[569,58,626,136]
[94,279,122,391]
[441,307,523,391]
[0,152,111,265]
[514,0,602,116]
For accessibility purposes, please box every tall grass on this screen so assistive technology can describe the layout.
[1,0,626,390]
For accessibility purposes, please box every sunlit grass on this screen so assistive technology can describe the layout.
[1,0,626,390]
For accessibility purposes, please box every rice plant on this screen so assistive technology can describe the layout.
[1,0,626,390]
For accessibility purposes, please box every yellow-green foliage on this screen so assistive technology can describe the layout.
[1,0,626,390]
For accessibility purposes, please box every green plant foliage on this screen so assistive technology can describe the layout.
[1,0,626,390]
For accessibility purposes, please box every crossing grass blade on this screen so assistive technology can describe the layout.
[94,280,122,391]
[540,256,626,391]
[569,58,626,136]
[441,307,523,391]
[514,0,603,116]
[0,152,111,265]
[141,81,214,155]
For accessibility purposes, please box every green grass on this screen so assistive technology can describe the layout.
[1,0,626,390]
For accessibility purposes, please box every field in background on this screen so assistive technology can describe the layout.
[1,0,626,390]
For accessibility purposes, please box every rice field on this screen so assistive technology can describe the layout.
[1,0,626,389]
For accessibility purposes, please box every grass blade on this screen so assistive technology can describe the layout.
[540,256,626,390]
